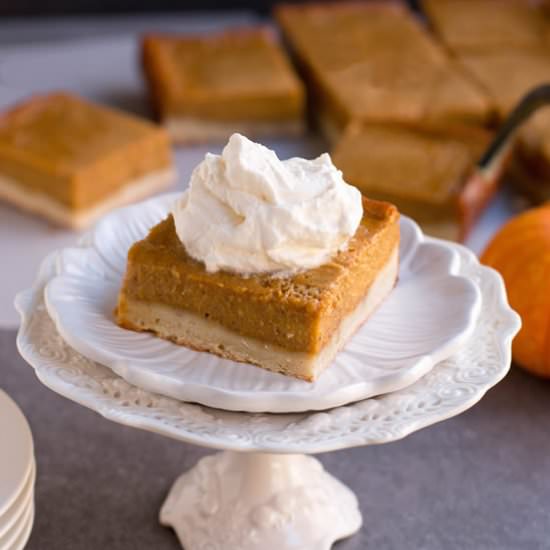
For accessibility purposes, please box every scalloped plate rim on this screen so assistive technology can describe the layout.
[13,249,520,453]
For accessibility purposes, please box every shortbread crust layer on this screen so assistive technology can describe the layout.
[165,117,305,144]
[117,249,398,381]
[0,168,175,229]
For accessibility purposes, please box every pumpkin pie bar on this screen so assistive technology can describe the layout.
[0,92,175,229]
[116,197,399,382]
[332,123,497,241]
[141,28,305,144]
[275,1,493,143]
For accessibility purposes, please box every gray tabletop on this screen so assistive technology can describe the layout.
[2,328,550,550]
[1,14,550,550]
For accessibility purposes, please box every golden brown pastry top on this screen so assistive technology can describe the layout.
[142,27,304,120]
[0,92,168,174]
[275,1,493,126]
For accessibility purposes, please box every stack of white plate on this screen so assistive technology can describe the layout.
[0,391,35,550]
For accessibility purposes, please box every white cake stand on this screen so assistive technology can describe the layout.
[15,243,520,550]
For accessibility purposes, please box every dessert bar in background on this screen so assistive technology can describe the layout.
[421,0,550,204]
[275,1,493,144]
[332,123,495,241]
[142,27,305,144]
[0,92,175,228]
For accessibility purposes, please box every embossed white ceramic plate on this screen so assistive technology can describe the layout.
[15,242,520,454]
[43,193,481,413]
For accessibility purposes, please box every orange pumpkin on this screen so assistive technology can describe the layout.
[481,205,550,377]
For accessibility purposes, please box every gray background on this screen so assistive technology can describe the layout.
[3,330,550,550]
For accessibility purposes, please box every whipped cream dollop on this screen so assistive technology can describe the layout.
[171,133,363,275]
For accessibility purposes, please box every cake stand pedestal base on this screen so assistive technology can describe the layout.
[160,451,362,550]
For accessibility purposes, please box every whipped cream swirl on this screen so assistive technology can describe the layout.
[171,133,363,275]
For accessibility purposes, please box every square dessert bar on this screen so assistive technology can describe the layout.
[275,1,493,143]
[116,197,400,382]
[0,92,174,229]
[332,123,495,241]
[141,28,305,144]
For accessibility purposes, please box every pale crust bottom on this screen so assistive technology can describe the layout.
[118,248,398,382]
[164,117,305,144]
[0,168,176,229]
